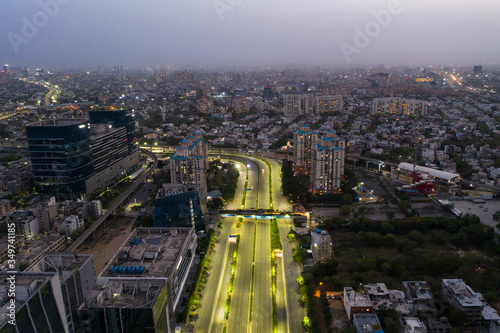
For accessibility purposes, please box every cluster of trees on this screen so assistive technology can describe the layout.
[282,159,310,203]
[281,160,358,204]
[317,215,500,302]
[207,160,240,202]
[297,259,339,333]
[270,218,282,250]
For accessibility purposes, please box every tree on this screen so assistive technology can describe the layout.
[339,205,351,217]
[341,194,354,205]
[407,230,425,245]
[293,246,308,263]
[358,257,377,272]
[451,232,469,249]
[380,222,394,235]
[398,200,412,213]
[207,198,223,210]
[302,316,313,332]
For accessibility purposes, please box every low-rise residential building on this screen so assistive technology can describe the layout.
[364,283,392,309]
[63,215,84,236]
[400,317,427,333]
[441,279,483,321]
[426,317,452,333]
[353,313,384,333]
[403,281,437,315]
[344,287,373,320]
[311,229,333,263]
[17,232,66,268]
[0,199,11,215]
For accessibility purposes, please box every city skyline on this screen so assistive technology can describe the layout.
[1,0,499,69]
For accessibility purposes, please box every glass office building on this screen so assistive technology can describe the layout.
[154,184,207,231]
[89,107,136,154]
[0,272,68,333]
[26,119,94,196]
[82,280,170,333]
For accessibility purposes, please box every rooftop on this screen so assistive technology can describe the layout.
[345,287,373,307]
[84,279,165,309]
[155,183,190,199]
[0,272,57,326]
[311,230,332,246]
[398,163,460,181]
[400,317,426,333]
[100,227,195,279]
[353,314,383,333]
[442,279,483,307]
[26,252,94,283]
[26,118,88,127]
[403,281,434,301]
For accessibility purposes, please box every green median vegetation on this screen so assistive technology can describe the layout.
[249,265,255,322]
[249,223,257,322]
[270,218,282,250]
[270,219,281,333]
[179,228,215,323]
[256,157,274,210]
[223,234,240,330]
[241,169,249,207]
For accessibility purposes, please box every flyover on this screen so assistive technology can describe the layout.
[67,148,158,251]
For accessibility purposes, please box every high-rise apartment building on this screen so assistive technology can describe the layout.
[294,126,346,194]
[169,132,208,190]
[316,95,343,113]
[310,130,346,194]
[284,94,302,116]
[285,94,343,116]
[401,99,428,116]
[293,125,318,173]
[173,70,195,83]
[372,97,427,116]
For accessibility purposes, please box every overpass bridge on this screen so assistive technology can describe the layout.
[67,148,158,251]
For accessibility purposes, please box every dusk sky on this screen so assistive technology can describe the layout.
[1,0,499,69]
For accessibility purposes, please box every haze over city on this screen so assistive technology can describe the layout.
[1,1,500,333]
[1,0,500,69]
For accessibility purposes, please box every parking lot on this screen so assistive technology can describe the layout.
[452,199,500,234]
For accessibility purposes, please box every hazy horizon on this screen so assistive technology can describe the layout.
[1,0,499,70]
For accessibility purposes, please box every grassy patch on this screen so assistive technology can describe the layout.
[241,169,249,207]
[270,218,282,250]
[223,234,240,331]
